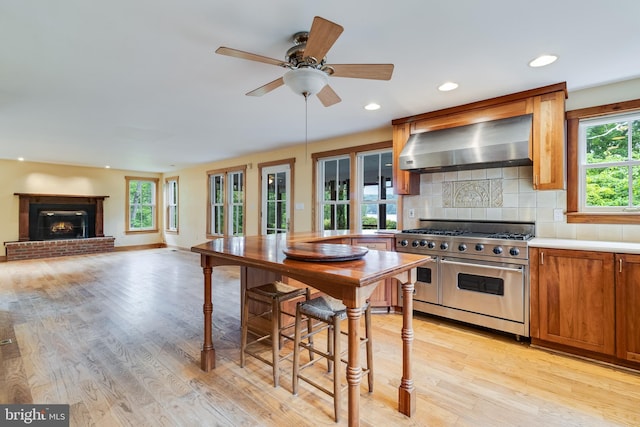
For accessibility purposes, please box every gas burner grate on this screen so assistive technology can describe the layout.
[402,228,465,236]
[486,233,533,240]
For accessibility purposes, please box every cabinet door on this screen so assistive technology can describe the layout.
[392,123,419,195]
[537,248,615,354]
[616,254,640,363]
[532,91,565,190]
[353,238,394,308]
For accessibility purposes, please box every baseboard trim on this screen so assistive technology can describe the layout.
[114,243,166,252]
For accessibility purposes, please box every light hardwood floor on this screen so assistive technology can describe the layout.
[1,248,639,426]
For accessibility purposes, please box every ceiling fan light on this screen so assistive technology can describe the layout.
[283,68,328,97]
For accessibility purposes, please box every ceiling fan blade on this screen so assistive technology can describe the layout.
[328,64,394,80]
[246,77,285,97]
[304,16,344,62]
[216,47,288,67]
[317,85,341,107]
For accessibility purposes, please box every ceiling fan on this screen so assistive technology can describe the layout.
[215,16,394,107]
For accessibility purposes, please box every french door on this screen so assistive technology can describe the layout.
[261,164,291,234]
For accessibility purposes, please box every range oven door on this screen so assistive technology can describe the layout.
[440,257,525,323]
[413,256,439,304]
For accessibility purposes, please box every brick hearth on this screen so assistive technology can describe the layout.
[5,237,116,261]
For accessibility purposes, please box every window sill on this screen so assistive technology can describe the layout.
[566,212,640,225]
[125,229,159,234]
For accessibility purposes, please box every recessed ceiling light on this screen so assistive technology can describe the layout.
[17,157,24,161]
[105,165,111,169]
[529,54,558,67]
[364,103,381,111]
[438,82,459,92]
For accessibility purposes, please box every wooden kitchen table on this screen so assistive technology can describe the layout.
[191,234,430,426]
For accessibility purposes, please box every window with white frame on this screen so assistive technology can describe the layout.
[126,176,158,232]
[165,177,178,232]
[209,173,225,235]
[579,111,640,212]
[207,168,245,236]
[318,156,351,231]
[358,150,397,230]
[315,143,395,232]
[229,170,244,236]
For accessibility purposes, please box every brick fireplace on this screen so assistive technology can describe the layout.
[5,193,115,261]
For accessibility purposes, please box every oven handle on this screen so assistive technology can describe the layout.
[440,258,524,273]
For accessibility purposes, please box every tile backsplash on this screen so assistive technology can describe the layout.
[401,165,640,243]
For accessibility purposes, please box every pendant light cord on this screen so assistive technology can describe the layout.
[304,92,309,162]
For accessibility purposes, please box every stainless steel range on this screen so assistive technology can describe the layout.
[395,219,534,338]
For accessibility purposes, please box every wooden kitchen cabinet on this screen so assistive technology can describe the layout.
[288,235,397,310]
[616,253,640,363]
[530,247,615,355]
[531,91,566,190]
[392,122,420,195]
[352,237,395,309]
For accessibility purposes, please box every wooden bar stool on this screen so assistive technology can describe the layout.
[292,295,373,423]
[241,281,311,388]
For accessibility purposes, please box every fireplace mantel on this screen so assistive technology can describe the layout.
[14,193,109,242]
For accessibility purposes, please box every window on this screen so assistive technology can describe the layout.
[567,99,640,224]
[319,156,351,231]
[126,176,159,232]
[229,170,244,236]
[579,112,640,211]
[165,177,179,232]
[313,141,395,231]
[209,174,224,235]
[358,151,397,230]
[207,167,246,236]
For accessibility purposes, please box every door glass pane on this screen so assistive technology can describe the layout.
[263,167,289,234]
[362,154,380,201]
[338,158,350,201]
[337,204,349,229]
[324,160,337,201]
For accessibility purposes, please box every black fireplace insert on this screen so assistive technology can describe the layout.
[29,203,96,240]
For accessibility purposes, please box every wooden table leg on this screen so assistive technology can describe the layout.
[346,306,362,427]
[201,264,216,371]
[398,280,416,416]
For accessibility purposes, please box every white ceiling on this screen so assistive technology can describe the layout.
[2,0,640,173]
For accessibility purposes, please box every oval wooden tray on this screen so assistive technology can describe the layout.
[283,243,368,262]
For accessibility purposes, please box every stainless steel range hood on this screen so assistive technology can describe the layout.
[398,114,533,172]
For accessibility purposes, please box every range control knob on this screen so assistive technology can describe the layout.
[509,247,520,256]
[493,246,503,255]
[399,239,408,247]
[419,239,428,247]
[440,242,448,250]
[458,243,467,252]
[428,241,436,249]
[412,240,419,247]
[475,243,484,252]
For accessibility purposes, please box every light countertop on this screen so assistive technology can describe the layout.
[529,237,640,254]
